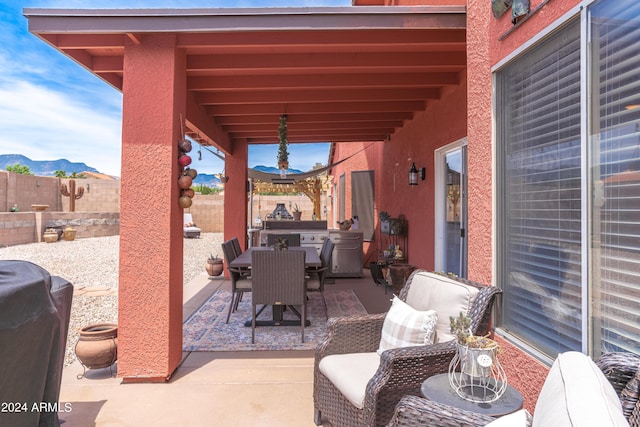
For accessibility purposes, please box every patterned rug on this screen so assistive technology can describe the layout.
[183,289,367,351]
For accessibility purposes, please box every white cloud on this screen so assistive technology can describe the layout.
[0,80,123,175]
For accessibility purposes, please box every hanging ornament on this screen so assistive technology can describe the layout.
[179,195,192,208]
[178,138,192,153]
[179,154,192,167]
[178,174,192,189]
[185,168,198,179]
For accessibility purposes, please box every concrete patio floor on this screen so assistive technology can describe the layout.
[59,269,393,426]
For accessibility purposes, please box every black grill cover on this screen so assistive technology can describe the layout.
[0,260,73,427]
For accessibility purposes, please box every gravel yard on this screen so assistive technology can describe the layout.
[0,233,224,366]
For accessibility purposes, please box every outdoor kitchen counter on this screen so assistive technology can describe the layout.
[258,229,363,278]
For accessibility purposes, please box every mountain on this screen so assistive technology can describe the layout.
[192,172,220,187]
[252,165,304,174]
[0,154,100,176]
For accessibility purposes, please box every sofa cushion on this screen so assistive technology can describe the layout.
[377,296,437,355]
[485,409,530,427]
[533,351,629,427]
[404,272,479,343]
[319,352,380,410]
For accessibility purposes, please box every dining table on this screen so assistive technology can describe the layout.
[229,246,321,327]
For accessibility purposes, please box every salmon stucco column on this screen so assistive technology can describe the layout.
[118,33,186,382]
[466,0,494,284]
[224,139,248,261]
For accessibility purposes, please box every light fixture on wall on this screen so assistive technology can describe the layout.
[409,162,426,186]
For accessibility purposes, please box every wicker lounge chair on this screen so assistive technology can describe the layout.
[313,271,502,427]
[183,213,201,238]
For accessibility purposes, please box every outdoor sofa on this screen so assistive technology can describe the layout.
[386,351,640,427]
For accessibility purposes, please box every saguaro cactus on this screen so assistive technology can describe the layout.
[60,179,84,212]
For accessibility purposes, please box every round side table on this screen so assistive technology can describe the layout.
[421,373,524,417]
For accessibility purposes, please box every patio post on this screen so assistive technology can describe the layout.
[224,139,249,274]
[118,33,186,382]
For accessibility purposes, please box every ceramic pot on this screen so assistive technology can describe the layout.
[205,259,224,277]
[75,323,118,369]
[44,231,58,243]
[63,228,77,241]
[292,211,302,221]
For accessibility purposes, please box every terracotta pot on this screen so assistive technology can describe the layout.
[205,259,224,277]
[44,231,58,243]
[63,228,77,241]
[75,323,118,369]
[292,211,302,221]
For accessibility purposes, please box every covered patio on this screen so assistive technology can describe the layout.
[25,5,468,381]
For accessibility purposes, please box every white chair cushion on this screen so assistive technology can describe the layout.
[533,351,630,427]
[377,296,437,355]
[404,272,479,343]
[318,352,380,410]
[485,409,529,426]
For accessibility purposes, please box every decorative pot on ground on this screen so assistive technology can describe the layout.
[75,323,118,372]
[63,226,77,241]
[44,228,59,243]
[205,255,224,277]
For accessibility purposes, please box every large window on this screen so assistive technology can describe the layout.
[589,0,640,354]
[496,19,582,358]
[497,0,640,359]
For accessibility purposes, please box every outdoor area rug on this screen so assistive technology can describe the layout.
[183,289,367,351]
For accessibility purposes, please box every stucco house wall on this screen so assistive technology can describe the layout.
[331,70,468,270]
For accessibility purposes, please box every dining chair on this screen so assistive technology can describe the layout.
[306,239,334,294]
[221,239,252,323]
[230,236,251,277]
[266,233,301,247]
[251,249,306,343]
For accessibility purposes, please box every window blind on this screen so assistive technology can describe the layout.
[497,18,582,357]
[590,0,640,354]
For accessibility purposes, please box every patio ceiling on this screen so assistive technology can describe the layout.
[25,6,466,152]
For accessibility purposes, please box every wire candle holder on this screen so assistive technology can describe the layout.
[448,340,507,403]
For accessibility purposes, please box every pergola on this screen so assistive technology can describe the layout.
[25,6,466,381]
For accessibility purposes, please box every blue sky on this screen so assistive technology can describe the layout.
[0,0,349,176]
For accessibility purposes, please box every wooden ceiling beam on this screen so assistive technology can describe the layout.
[197,88,439,105]
[187,72,459,91]
[206,100,426,115]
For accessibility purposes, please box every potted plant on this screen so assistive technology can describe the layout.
[277,114,289,171]
[292,203,302,221]
[449,312,500,378]
[448,312,507,402]
[205,253,224,277]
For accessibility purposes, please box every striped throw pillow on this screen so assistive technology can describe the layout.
[377,296,437,355]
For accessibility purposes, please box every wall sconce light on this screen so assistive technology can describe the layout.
[86,183,90,193]
[409,162,426,186]
[36,180,40,187]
